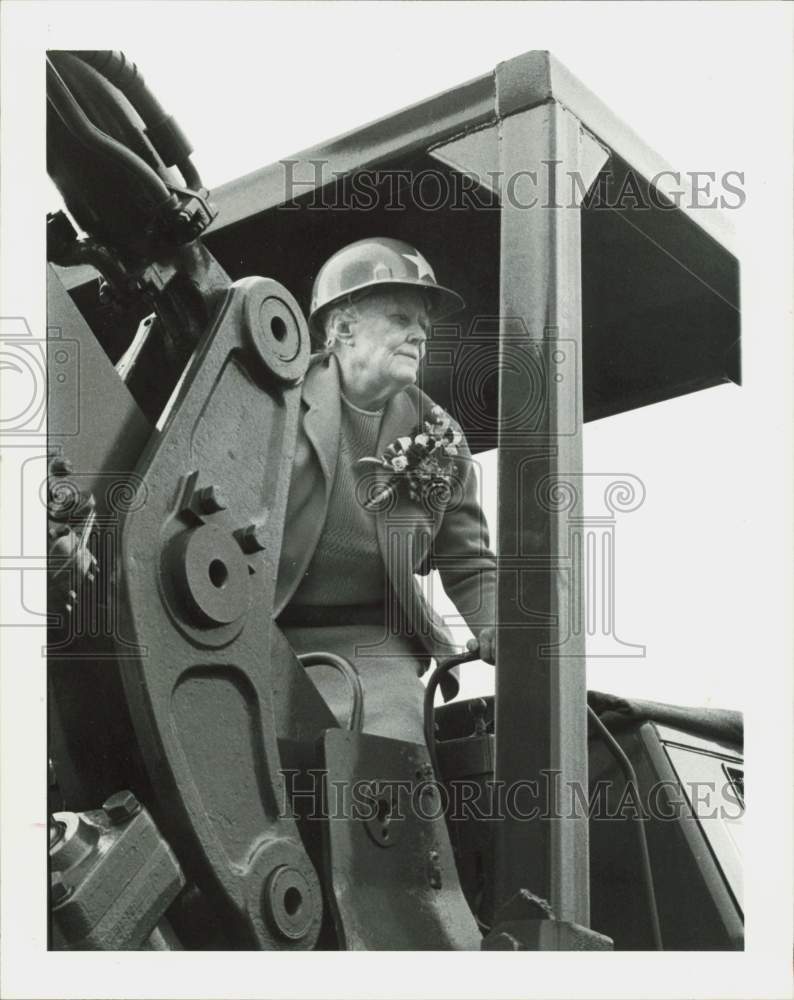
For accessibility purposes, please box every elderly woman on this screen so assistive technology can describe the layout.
[275,238,496,743]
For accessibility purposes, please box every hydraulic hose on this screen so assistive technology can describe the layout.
[47,57,175,212]
[72,50,202,189]
[423,649,480,778]
[298,652,364,733]
[588,706,664,950]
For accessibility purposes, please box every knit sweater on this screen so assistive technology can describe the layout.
[290,395,388,607]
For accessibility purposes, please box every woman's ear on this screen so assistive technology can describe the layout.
[331,310,355,347]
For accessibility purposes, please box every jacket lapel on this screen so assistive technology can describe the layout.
[302,354,342,493]
[273,356,341,616]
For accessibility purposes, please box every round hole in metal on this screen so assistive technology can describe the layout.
[270,315,288,342]
[208,559,228,589]
[283,886,302,916]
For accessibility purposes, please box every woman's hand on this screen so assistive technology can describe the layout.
[466,627,495,665]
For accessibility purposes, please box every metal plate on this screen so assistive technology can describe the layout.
[116,276,323,949]
[320,729,481,950]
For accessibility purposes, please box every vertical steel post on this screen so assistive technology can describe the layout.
[492,99,607,928]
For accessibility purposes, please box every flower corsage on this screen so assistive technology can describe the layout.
[358,405,463,511]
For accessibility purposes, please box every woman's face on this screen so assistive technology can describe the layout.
[341,287,430,395]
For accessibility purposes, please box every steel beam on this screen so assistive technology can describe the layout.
[492,99,607,929]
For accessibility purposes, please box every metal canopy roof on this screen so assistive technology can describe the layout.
[56,50,740,443]
[207,50,737,255]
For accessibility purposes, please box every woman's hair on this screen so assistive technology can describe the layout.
[321,299,359,354]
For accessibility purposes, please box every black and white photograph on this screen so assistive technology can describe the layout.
[0,1,792,998]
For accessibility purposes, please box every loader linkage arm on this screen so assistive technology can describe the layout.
[46,49,338,949]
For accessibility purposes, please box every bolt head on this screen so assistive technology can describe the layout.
[49,815,66,849]
[50,872,72,907]
[421,783,437,804]
[485,931,521,951]
[196,485,226,514]
[235,522,268,554]
[102,789,142,826]
[428,849,443,889]
[416,763,434,783]
[50,457,73,477]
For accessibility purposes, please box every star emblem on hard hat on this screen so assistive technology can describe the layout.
[402,251,434,281]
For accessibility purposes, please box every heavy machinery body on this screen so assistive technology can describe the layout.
[46,48,742,950]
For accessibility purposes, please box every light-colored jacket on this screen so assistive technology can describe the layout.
[274,354,496,660]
